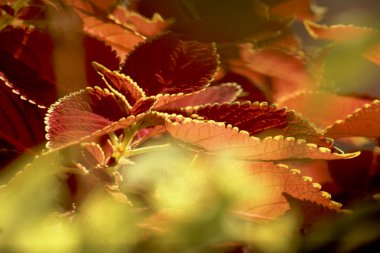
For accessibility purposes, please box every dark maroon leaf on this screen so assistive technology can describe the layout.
[129,0,290,42]
[0,27,57,107]
[0,76,45,167]
[283,192,340,234]
[130,97,156,115]
[326,151,380,206]
[120,33,218,96]
[92,62,144,106]
[0,26,119,107]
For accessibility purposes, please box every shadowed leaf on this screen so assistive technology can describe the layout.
[121,33,218,96]
[0,26,120,107]
[0,77,45,166]
[268,0,326,21]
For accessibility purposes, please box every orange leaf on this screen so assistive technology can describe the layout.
[234,162,340,220]
[326,100,380,138]
[277,91,372,129]
[304,21,380,66]
[80,15,145,59]
[228,44,314,100]
[178,101,331,147]
[111,5,172,37]
[164,114,359,161]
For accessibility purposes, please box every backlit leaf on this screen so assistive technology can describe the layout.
[304,21,380,66]
[45,87,130,149]
[278,91,371,129]
[164,114,358,161]
[153,83,242,110]
[227,44,314,100]
[92,62,145,106]
[79,14,144,59]
[235,162,340,220]
[177,101,330,147]
[121,33,218,96]
[326,100,380,138]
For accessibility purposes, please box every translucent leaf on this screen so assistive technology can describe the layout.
[164,114,359,161]
[93,62,145,106]
[278,91,371,129]
[304,21,380,66]
[153,83,242,110]
[45,87,130,149]
[228,44,315,100]
[80,14,144,59]
[326,100,380,138]
[235,162,341,220]
[121,33,218,96]
[177,101,331,147]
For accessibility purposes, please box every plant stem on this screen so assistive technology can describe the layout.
[124,143,171,157]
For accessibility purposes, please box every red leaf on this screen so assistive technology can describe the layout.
[178,102,331,148]
[0,26,120,107]
[45,87,130,149]
[164,114,359,161]
[0,27,56,107]
[130,97,156,115]
[0,76,45,161]
[121,33,218,96]
[83,35,121,88]
[278,91,372,129]
[92,62,145,106]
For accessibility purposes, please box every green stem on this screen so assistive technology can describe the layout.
[112,123,139,162]
[124,143,171,157]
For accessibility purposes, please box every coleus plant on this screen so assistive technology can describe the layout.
[1,0,380,251]
[41,31,359,223]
